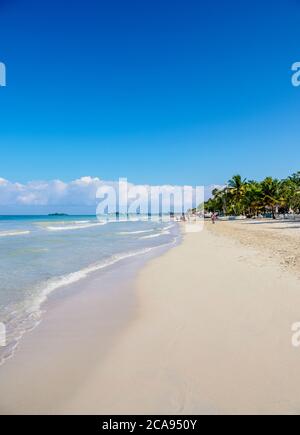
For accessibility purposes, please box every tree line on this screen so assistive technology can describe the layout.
[204,172,300,218]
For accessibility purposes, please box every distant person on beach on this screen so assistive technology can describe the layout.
[211,213,217,224]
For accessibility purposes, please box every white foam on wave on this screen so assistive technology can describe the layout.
[140,229,170,239]
[31,247,154,311]
[105,218,140,223]
[0,246,154,366]
[162,224,175,230]
[73,220,90,224]
[46,221,106,231]
[0,230,30,237]
[0,232,180,367]
[118,229,154,235]
[27,236,179,320]
[37,220,90,225]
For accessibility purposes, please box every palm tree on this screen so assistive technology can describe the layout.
[289,172,300,187]
[291,190,300,214]
[211,187,228,215]
[280,178,297,213]
[227,175,247,215]
[259,177,284,219]
[243,181,262,217]
[204,172,300,218]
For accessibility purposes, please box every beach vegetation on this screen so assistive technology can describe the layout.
[205,172,300,218]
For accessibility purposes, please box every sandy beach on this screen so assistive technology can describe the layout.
[2,0,300,418]
[1,220,300,414]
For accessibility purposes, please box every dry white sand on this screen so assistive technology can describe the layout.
[1,221,300,414]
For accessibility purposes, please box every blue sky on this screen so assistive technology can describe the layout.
[0,0,300,188]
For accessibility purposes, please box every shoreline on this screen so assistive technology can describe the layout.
[63,221,300,415]
[1,220,300,414]
[0,222,180,368]
[0,234,179,415]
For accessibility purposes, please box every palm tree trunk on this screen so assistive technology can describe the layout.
[272,207,276,219]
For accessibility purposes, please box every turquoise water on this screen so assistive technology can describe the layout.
[0,215,178,363]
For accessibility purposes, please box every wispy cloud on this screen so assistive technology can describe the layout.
[0,176,102,206]
[0,176,219,213]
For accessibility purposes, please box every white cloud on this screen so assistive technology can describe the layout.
[0,177,102,207]
[0,176,216,210]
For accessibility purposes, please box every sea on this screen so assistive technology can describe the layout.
[0,215,179,364]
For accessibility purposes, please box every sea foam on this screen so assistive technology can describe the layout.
[46,222,106,231]
[0,230,30,237]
